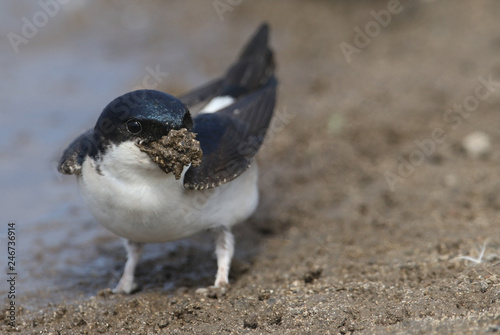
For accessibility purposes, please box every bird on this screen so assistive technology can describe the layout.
[58,23,277,294]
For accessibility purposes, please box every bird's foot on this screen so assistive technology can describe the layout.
[112,275,138,294]
[195,284,228,299]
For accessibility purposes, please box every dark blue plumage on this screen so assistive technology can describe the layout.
[95,90,192,145]
[184,76,276,190]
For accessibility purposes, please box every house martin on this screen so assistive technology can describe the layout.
[58,23,277,294]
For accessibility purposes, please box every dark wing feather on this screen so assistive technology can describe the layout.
[178,23,273,109]
[220,23,274,98]
[58,129,97,175]
[183,77,277,190]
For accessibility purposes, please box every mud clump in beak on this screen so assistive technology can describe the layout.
[136,128,202,179]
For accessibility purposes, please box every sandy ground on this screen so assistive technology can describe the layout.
[3,0,500,333]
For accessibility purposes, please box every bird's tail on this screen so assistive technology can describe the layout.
[179,23,275,108]
[220,23,275,98]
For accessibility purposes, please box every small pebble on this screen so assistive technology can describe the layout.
[462,131,491,158]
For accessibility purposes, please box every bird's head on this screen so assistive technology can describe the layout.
[95,89,193,145]
[95,90,201,178]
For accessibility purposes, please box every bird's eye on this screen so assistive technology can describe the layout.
[126,120,142,134]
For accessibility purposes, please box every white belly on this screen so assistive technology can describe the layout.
[78,142,259,243]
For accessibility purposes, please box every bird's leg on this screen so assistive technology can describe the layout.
[214,226,234,288]
[196,227,234,296]
[113,239,143,294]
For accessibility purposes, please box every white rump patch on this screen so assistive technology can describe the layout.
[200,96,235,114]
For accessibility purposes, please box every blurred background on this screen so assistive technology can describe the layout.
[2,0,500,332]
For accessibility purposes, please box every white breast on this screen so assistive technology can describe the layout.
[78,141,259,243]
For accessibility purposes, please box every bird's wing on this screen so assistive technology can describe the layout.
[183,23,277,190]
[218,23,274,98]
[58,129,97,175]
[178,23,274,110]
[183,77,277,190]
